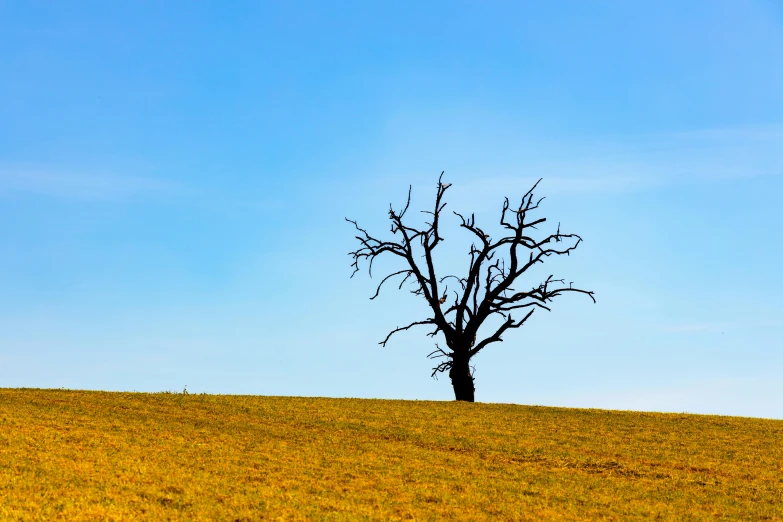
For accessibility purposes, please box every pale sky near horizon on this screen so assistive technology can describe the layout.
[1,1,782,419]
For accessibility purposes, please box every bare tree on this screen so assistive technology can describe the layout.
[346,173,595,402]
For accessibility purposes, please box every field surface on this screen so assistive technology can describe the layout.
[1,389,781,521]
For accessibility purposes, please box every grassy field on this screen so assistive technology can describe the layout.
[1,389,781,521]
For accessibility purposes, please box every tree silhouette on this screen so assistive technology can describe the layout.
[346,173,595,402]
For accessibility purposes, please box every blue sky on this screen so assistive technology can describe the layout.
[1,1,782,418]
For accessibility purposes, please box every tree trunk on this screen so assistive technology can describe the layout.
[449,355,475,402]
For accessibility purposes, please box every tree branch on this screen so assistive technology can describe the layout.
[380,319,436,347]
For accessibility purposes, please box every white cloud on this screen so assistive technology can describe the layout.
[365,114,783,207]
[661,319,783,334]
[466,123,783,195]
[0,168,176,201]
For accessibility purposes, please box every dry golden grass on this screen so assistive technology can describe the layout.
[0,388,781,521]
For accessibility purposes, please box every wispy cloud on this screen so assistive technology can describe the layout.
[662,319,783,334]
[641,124,783,182]
[442,168,661,203]
[368,119,783,205]
[665,123,783,145]
[466,123,783,195]
[0,168,177,201]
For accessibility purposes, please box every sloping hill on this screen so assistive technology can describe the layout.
[1,388,781,520]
